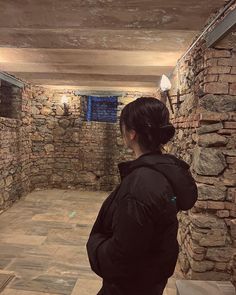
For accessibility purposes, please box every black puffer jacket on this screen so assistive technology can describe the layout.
[86,150,198,295]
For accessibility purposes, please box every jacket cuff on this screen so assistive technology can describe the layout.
[86,233,108,277]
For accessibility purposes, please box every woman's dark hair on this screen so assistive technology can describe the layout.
[119,97,175,152]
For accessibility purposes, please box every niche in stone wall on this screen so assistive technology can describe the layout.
[82,96,118,123]
[0,79,22,119]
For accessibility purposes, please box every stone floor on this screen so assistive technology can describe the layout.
[0,189,179,295]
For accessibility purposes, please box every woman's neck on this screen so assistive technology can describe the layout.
[132,144,162,159]
[133,146,151,159]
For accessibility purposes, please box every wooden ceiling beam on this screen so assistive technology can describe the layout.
[0,64,173,76]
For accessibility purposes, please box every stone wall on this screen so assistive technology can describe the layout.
[0,85,32,212]
[0,78,155,211]
[165,26,236,285]
[1,8,235,285]
[0,80,22,119]
[0,78,153,210]
[30,88,144,191]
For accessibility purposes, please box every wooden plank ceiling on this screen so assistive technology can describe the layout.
[0,0,226,92]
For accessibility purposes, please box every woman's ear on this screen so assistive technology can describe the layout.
[129,129,137,141]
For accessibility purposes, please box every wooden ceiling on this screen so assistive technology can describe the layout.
[0,0,226,92]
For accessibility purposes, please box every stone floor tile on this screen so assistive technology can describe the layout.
[0,259,12,270]
[71,278,102,295]
[0,273,15,292]
[164,278,177,295]
[23,244,60,258]
[24,189,67,201]
[32,213,70,223]
[6,255,51,279]
[0,189,179,294]
[10,275,77,295]
[0,243,34,260]
[2,290,61,295]
[44,228,88,246]
[0,234,46,246]
[164,288,177,295]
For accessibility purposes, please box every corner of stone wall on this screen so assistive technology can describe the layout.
[0,83,33,213]
[166,27,236,286]
[29,88,147,192]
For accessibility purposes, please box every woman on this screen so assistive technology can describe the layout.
[86,97,198,295]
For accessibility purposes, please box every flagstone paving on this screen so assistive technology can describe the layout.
[0,189,179,294]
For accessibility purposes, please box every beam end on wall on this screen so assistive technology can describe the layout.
[205,7,236,48]
[0,72,25,88]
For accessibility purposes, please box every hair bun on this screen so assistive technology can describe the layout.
[159,123,175,144]
[159,124,174,130]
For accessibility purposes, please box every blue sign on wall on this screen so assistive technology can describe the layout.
[86,96,118,123]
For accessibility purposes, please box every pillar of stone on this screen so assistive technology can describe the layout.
[166,26,236,287]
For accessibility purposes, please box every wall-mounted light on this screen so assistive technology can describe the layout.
[160,74,174,114]
[176,62,181,110]
[61,94,70,116]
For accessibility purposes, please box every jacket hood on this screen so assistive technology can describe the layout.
[118,151,198,211]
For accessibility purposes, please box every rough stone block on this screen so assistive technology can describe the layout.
[204,82,229,95]
[190,213,226,229]
[207,201,225,210]
[215,262,227,271]
[203,74,219,83]
[207,66,231,74]
[199,229,227,247]
[5,175,13,186]
[199,112,229,122]
[230,83,236,95]
[219,75,236,83]
[40,107,52,116]
[31,132,43,141]
[58,119,70,129]
[0,194,4,206]
[197,122,224,135]
[71,132,80,143]
[31,175,48,184]
[44,144,54,153]
[218,58,236,66]
[197,183,226,201]
[187,244,205,261]
[206,247,233,262]
[0,179,5,189]
[199,94,236,112]
[223,122,236,129]
[230,209,236,218]
[55,105,64,116]
[205,49,231,59]
[178,93,199,116]
[230,220,236,238]
[189,259,214,272]
[197,133,228,147]
[216,210,230,218]
[227,188,236,202]
[222,149,236,156]
[195,200,207,209]
[178,252,190,273]
[53,127,65,137]
[192,147,227,176]
[206,59,218,67]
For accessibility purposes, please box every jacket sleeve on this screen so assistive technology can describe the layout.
[86,193,155,280]
[176,168,198,211]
